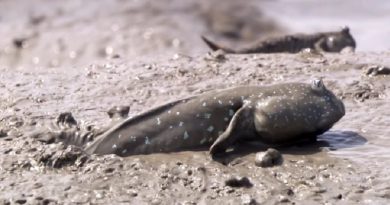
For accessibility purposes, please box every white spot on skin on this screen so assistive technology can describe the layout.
[204,113,212,119]
[156,117,161,125]
[118,134,122,139]
[207,126,214,132]
[200,138,207,144]
[168,110,171,114]
[145,136,151,145]
[229,109,235,116]
[112,144,117,149]
[179,121,184,126]
[218,100,223,105]
[130,136,136,141]
[257,101,269,108]
[224,117,229,121]
[184,131,190,139]
[169,125,173,129]
[202,102,207,107]
[176,112,180,115]
[122,149,127,154]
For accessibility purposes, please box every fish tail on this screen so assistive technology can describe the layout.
[201,36,236,53]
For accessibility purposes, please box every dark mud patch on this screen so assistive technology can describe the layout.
[362,64,390,77]
[225,176,253,188]
[31,144,87,169]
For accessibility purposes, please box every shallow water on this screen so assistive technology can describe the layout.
[331,100,390,178]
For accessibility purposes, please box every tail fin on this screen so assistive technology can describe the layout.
[201,36,235,53]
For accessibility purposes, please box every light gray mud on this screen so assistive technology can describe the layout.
[1,52,390,204]
[0,0,390,204]
[0,0,281,68]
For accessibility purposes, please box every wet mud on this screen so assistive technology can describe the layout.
[1,52,389,204]
[1,0,390,204]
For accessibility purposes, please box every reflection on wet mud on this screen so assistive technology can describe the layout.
[318,130,367,150]
[214,130,367,164]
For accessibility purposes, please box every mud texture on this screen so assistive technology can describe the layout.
[1,0,390,205]
[1,51,390,204]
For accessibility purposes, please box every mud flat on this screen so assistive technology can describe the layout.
[1,52,390,204]
[1,0,390,204]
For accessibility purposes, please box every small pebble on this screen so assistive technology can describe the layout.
[335,194,343,200]
[128,189,138,197]
[241,194,257,205]
[255,148,283,167]
[278,195,290,203]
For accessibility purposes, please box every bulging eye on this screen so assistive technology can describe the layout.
[311,79,324,90]
[326,36,336,48]
[328,36,335,43]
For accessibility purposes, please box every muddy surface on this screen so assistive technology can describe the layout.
[1,0,390,204]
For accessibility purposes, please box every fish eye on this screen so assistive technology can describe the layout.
[311,79,324,91]
[341,26,350,34]
[326,36,336,47]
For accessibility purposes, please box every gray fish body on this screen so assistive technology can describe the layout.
[202,27,356,54]
[85,80,345,157]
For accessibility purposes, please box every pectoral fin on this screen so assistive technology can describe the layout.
[209,104,253,157]
[314,38,327,52]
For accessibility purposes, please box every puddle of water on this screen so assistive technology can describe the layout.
[318,130,367,151]
[324,99,390,178]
